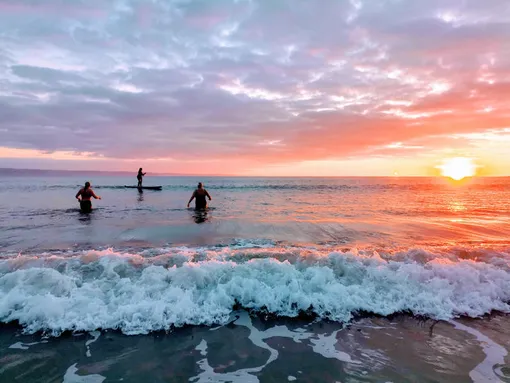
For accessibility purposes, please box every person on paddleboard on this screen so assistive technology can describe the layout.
[187,182,212,210]
[137,168,146,187]
[75,182,101,213]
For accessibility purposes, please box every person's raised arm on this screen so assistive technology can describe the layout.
[205,190,212,201]
[91,190,102,200]
[75,189,82,200]
[187,191,196,207]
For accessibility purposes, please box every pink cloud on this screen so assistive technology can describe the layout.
[135,4,155,29]
[1,0,510,175]
[0,1,107,19]
[186,14,230,29]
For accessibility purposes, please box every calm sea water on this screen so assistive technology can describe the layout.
[1,175,510,382]
[1,175,509,251]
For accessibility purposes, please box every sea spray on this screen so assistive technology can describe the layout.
[1,246,510,336]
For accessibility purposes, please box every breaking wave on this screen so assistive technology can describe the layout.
[1,245,510,335]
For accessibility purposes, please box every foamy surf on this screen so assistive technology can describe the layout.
[1,245,510,335]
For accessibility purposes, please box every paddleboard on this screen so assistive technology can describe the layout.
[124,186,163,190]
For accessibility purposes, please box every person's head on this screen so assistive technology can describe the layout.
[84,181,91,190]
[197,182,203,189]
[139,168,143,172]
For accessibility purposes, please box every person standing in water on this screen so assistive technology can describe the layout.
[187,182,212,210]
[137,168,146,187]
[75,182,101,213]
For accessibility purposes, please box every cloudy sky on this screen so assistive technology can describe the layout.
[1,0,509,175]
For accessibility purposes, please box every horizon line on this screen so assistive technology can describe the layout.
[0,167,508,178]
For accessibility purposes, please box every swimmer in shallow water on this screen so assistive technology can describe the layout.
[75,182,101,213]
[187,182,211,210]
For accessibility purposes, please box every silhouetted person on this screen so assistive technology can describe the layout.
[137,168,146,187]
[187,182,211,210]
[75,182,101,213]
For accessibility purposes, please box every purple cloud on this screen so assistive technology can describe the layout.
[0,0,509,173]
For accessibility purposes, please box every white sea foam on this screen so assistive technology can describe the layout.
[8,340,48,350]
[190,311,357,382]
[63,364,105,383]
[191,312,280,383]
[0,246,510,335]
[451,320,508,383]
[310,330,360,363]
[85,331,101,357]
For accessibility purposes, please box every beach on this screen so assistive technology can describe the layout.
[1,175,510,382]
[1,311,509,382]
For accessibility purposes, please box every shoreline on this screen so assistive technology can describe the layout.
[1,310,509,383]
[1,305,508,337]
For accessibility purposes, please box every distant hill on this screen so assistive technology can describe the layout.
[0,168,173,176]
[0,168,228,177]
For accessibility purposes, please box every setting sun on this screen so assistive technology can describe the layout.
[438,157,477,180]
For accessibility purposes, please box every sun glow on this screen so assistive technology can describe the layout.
[438,157,477,180]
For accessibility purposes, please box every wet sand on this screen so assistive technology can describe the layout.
[1,311,509,383]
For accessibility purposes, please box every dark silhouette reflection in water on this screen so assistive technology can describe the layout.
[191,208,210,224]
[78,210,93,226]
[137,189,144,202]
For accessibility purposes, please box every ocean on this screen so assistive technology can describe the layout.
[1,175,509,382]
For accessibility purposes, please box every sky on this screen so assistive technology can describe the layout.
[0,0,509,176]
